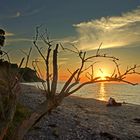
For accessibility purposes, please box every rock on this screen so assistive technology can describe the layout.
[133,118,140,123]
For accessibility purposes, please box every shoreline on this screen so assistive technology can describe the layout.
[20,82,140,106]
[19,84,140,140]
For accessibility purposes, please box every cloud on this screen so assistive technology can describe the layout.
[0,7,43,21]
[24,8,43,17]
[5,32,15,36]
[0,11,21,20]
[12,12,21,18]
[73,6,140,50]
[54,36,77,45]
[10,8,41,18]
[5,37,32,47]
[7,38,32,43]
[58,57,69,65]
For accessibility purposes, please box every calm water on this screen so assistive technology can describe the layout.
[23,82,140,105]
[73,83,140,105]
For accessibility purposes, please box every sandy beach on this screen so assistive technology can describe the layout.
[19,84,140,140]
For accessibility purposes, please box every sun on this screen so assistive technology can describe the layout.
[96,69,110,80]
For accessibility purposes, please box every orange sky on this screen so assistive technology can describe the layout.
[28,53,140,84]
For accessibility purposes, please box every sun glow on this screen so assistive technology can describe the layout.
[96,69,110,80]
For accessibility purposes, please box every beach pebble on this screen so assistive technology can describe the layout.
[19,84,140,140]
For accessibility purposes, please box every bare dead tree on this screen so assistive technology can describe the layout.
[13,27,140,140]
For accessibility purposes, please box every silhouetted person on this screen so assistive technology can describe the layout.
[0,29,5,55]
[107,97,122,107]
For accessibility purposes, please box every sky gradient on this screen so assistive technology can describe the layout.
[0,0,140,82]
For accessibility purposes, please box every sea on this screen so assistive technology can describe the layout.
[23,82,140,105]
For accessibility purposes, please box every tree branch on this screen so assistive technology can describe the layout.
[51,44,59,96]
[66,77,138,96]
[59,69,79,96]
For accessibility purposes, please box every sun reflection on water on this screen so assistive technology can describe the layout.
[98,82,106,101]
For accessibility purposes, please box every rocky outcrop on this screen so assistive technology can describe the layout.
[0,59,43,82]
[19,67,44,82]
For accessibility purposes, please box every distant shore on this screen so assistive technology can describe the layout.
[19,84,140,140]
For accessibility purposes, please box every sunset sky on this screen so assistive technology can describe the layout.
[0,0,140,82]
